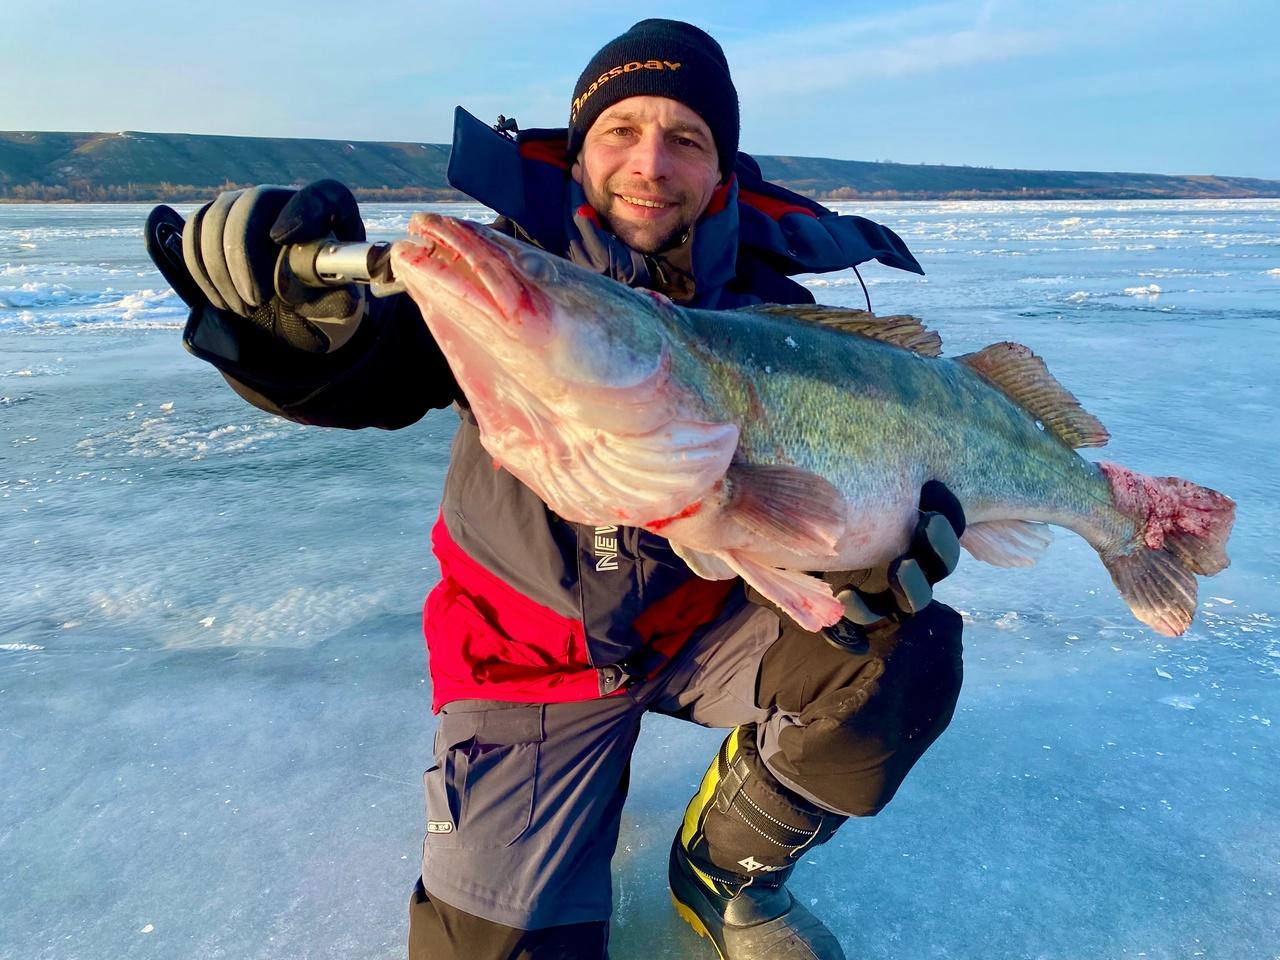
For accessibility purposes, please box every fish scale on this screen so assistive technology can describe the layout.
[674,305,1106,538]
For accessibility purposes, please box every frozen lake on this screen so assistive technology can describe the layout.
[2,199,1278,959]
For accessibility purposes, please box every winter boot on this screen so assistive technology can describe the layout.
[669,725,848,960]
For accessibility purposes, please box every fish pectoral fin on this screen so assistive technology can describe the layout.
[957,342,1110,449]
[743,305,942,357]
[724,463,844,557]
[961,519,1053,567]
[670,542,738,580]
[722,553,844,633]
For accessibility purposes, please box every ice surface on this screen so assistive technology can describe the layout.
[1122,282,1162,297]
[3,200,1279,959]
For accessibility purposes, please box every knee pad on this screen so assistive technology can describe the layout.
[764,602,964,817]
[678,726,845,891]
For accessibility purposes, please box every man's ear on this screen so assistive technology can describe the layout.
[571,160,583,185]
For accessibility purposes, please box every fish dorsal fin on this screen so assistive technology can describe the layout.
[958,342,1110,449]
[746,305,942,357]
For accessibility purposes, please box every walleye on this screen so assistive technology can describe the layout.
[391,213,1235,636]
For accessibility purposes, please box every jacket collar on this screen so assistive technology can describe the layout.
[444,106,924,295]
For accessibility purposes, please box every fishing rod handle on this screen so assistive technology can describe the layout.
[276,239,403,298]
[288,239,389,285]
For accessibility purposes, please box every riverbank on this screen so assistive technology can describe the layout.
[5,130,1280,203]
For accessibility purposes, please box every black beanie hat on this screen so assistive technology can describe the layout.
[568,19,740,179]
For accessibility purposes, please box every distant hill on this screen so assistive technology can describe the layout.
[0,131,456,203]
[3,130,1279,202]
[751,155,1280,201]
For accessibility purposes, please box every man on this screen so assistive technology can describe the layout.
[152,19,965,960]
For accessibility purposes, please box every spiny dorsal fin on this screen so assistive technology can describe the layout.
[746,305,942,357]
[958,342,1110,448]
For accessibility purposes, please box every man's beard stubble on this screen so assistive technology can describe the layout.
[583,179,695,255]
[603,214,690,255]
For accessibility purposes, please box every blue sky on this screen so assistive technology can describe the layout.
[1,0,1276,178]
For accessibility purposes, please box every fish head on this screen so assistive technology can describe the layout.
[391,213,672,396]
[390,214,734,528]
[391,213,555,351]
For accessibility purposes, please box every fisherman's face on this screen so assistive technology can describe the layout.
[572,96,721,255]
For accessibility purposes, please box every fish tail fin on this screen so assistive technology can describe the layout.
[1097,461,1235,636]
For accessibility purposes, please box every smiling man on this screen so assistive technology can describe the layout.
[566,19,736,256]
[158,18,967,960]
[572,97,721,254]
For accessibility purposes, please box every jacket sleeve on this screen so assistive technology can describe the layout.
[182,289,459,430]
[178,217,537,429]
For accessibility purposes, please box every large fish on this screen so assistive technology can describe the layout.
[390,213,1235,636]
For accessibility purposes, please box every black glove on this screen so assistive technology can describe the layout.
[170,179,367,353]
[824,480,966,649]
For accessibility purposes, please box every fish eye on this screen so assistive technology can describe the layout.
[515,250,558,283]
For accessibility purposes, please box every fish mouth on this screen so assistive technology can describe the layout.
[391,213,552,345]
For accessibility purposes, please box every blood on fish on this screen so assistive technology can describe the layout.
[517,287,535,317]
[645,500,702,532]
[1100,461,1221,550]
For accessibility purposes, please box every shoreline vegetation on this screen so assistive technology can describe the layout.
[3,130,1279,204]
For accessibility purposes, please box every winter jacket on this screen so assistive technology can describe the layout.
[183,107,923,710]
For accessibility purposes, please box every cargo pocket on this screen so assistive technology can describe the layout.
[423,703,545,850]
